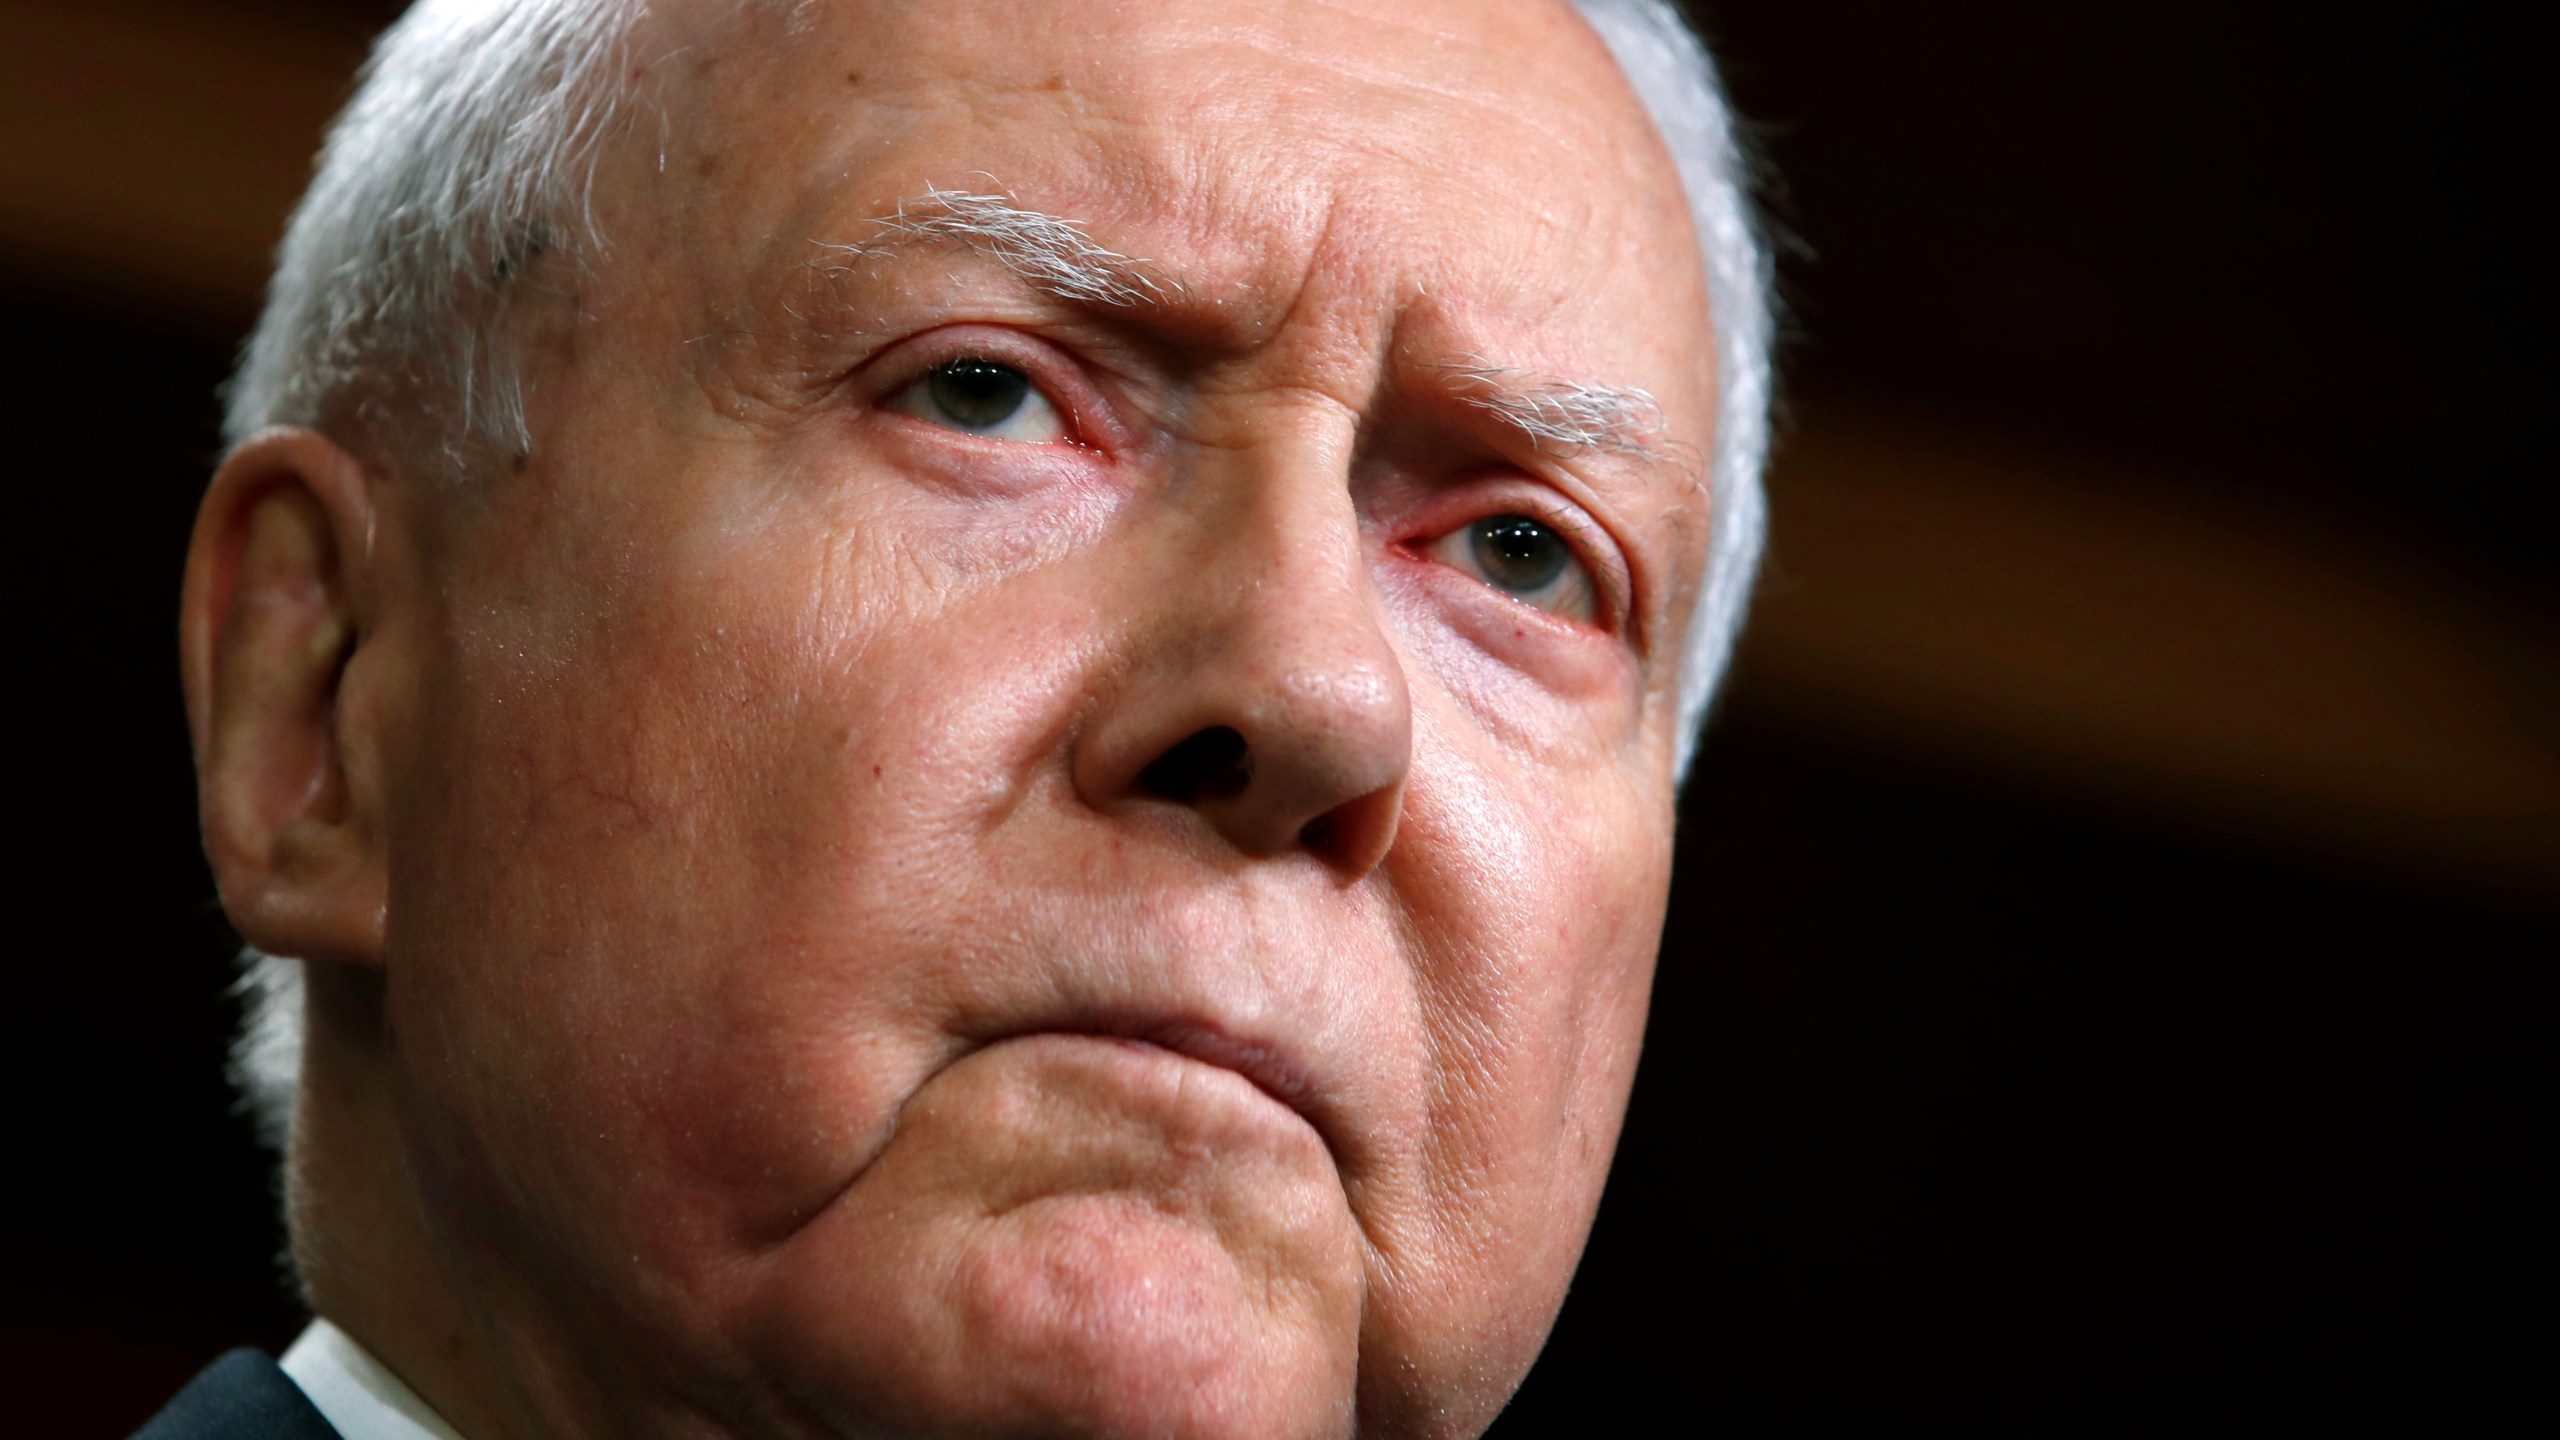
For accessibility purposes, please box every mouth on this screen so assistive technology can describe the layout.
[964,1013,1342,1163]
[1128,1021,1323,1119]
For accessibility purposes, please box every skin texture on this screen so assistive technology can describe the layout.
[182,1,1718,1436]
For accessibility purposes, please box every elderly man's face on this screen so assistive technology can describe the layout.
[342,0,1711,1434]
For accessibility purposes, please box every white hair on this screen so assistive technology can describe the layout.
[1569,0,1776,769]
[1444,362,1673,458]
[223,0,649,466]
[226,0,1774,1147]
[831,186,1174,308]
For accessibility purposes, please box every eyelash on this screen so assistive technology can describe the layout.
[864,327,1120,453]
[1397,486,1631,635]
[861,330,1633,638]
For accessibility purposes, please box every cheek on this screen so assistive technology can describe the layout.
[1351,723,1670,1416]
[383,505,1072,1260]
[1408,737,1665,1187]
[384,559,788,1270]
[1373,563,1644,765]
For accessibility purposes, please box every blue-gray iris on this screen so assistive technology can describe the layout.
[1472,515,1570,595]
[927,359,1035,432]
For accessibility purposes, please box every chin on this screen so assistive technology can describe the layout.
[737,1034,1366,1438]
[747,1204,1362,1440]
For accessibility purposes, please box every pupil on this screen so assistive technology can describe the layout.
[1472,515,1568,593]
[927,359,1030,430]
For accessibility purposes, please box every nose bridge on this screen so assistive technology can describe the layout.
[1077,398,1411,875]
[1185,405,1374,656]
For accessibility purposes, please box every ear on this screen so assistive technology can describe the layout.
[182,428,387,966]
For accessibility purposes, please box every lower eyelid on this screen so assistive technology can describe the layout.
[1384,554,1630,705]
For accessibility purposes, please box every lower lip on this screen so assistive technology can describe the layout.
[978,1031,1323,1148]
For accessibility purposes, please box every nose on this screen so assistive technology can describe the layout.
[1074,433,1411,879]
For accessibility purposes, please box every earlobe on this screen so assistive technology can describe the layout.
[182,429,389,966]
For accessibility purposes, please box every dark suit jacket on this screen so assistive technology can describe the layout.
[131,1350,343,1440]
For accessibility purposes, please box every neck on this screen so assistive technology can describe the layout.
[292,961,527,1440]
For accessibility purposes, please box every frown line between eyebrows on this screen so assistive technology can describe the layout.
[802,190,1701,491]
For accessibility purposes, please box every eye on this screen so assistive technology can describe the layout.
[1427,513,1601,625]
[885,358,1065,443]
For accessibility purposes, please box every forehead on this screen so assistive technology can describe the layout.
[647,0,1709,382]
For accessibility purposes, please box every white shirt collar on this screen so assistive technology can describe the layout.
[279,1319,471,1440]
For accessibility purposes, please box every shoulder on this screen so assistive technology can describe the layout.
[131,1349,344,1440]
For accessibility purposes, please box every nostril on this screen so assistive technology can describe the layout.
[1138,726,1253,804]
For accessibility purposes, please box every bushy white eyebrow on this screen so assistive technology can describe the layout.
[822,185,1168,307]
[829,195,1677,469]
[1445,361,1676,461]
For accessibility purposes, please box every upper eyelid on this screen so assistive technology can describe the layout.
[1510,505,1627,632]
[858,332,1643,636]
[1511,478,1647,647]
[861,325,1127,448]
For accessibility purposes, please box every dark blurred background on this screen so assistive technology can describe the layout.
[2,1,2549,1433]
